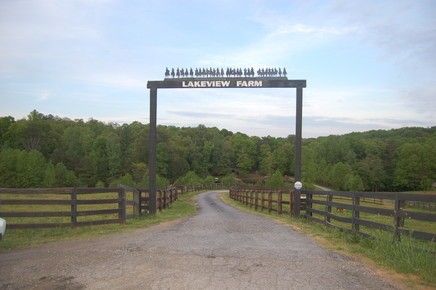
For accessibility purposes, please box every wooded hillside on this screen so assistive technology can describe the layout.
[0,110,434,191]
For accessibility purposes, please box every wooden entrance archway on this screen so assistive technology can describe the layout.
[147,70,306,215]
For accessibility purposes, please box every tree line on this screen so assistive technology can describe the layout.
[0,110,434,191]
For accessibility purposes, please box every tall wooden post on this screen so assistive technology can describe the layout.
[70,187,77,227]
[148,87,157,214]
[325,194,332,224]
[394,193,402,241]
[118,187,126,223]
[133,189,140,216]
[352,193,360,233]
[292,87,303,216]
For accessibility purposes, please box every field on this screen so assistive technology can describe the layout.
[0,190,199,251]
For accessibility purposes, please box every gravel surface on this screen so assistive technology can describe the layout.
[0,191,399,289]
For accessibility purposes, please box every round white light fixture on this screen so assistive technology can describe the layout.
[294,181,303,190]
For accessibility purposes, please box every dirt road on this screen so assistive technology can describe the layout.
[0,191,398,289]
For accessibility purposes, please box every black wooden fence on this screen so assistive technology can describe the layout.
[229,188,436,242]
[0,184,223,229]
[302,190,436,242]
[0,187,126,229]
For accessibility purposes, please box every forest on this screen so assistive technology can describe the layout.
[0,110,434,191]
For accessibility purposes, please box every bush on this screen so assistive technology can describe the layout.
[176,171,203,186]
[220,174,238,187]
[95,180,105,188]
[265,170,284,189]
[202,175,215,186]
[109,173,134,187]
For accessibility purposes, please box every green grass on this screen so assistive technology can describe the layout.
[221,192,436,287]
[0,190,200,251]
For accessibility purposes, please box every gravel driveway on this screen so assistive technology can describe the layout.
[0,191,399,289]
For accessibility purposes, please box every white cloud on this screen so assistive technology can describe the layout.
[80,73,147,90]
[198,18,354,67]
[271,23,357,36]
[38,90,50,101]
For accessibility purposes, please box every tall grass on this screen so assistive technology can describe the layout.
[358,231,436,283]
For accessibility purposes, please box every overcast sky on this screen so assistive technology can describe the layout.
[0,0,435,137]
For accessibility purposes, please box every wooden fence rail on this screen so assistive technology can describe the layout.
[302,190,436,242]
[229,188,305,215]
[0,187,126,229]
[229,188,436,242]
[0,184,224,229]
[132,184,225,215]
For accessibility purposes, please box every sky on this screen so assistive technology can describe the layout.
[0,0,435,138]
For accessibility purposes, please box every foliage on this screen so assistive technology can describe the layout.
[265,170,285,189]
[302,127,436,191]
[0,111,435,191]
[175,171,203,186]
[220,174,239,187]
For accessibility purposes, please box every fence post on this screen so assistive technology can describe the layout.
[278,190,282,215]
[394,193,402,241]
[163,190,167,209]
[158,190,162,211]
[325,194,332,224]
[268,191,272,213]
[170,188,174,204]
[250,191,253,208]
[70,187,77,227]
[291,189,301,216]
[118,187,126,223]
[305,191,312,217]
[261,192,265,211]
[255,191,258,210]
[288,190,292,215]
[133,189,140,217]
[352,193,360,233]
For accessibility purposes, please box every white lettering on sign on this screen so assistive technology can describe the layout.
[182,81,232,88]
[181,80,261,88]
[236,80,263,87]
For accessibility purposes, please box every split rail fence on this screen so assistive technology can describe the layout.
[229,188,436,242]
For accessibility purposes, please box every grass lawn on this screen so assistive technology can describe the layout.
[0,190,200,251]
[221,192,436,288]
